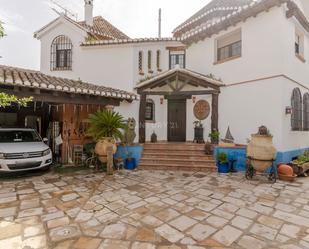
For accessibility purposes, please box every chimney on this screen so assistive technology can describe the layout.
[84,0,94,26]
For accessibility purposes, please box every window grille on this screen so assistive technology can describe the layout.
[50,35,73,71]
[156,50,161,69]
[148,50,152,71]
[138,51,143,72]
[291,88,302,130]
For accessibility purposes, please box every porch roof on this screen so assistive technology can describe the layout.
[0,65,138,101]
[135,67,224,94]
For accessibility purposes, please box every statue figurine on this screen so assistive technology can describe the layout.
[123,118,136,145]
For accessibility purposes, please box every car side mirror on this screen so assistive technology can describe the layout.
[43,138,48,143]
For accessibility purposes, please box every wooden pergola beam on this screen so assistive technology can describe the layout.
[139,93,146,143]
[141,90,219,96]
[211,93,219,143]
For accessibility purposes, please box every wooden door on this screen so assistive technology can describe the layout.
[168,99,186,142]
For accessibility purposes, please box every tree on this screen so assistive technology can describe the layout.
[0,21,4,38]
[0,93,33,108]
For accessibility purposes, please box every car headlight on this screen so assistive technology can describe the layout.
[42,149,51,156]
[0,153,4,159]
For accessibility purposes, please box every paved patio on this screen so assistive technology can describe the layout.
[0,170,309,249]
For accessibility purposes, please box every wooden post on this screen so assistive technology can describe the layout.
[139,93,146,143]
[106,145,114,175]
[211,93,219,144]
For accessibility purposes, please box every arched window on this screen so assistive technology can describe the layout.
[145,99,155,121]
[138,51,143,73]
[51,35,73,71]
[156,50,161,70]
[148,50,152,71]
[303,93,309,131]
[291,88,302,130]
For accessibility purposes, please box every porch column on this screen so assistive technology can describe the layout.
[211,93,219,143]
[139,93,146,143]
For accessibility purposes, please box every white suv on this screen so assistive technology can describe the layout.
[0,128,52,172]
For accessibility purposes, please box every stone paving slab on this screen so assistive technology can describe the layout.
[1,170,309,248]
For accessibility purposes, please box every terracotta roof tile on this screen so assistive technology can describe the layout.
[175,0,298,44]
[0,65,137,101]
[173,0,255,37]
[81,37,183,46]
[78,16,130,40]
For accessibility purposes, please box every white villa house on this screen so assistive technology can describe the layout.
[1,0,309,165]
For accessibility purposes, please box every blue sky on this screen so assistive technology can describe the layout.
[0,0,209,70]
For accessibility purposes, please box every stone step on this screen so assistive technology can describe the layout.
[139,143,215,172]
[143,143,205,151]
[142,151,212,159]
[138,163,216,172]
[140,157,215,166]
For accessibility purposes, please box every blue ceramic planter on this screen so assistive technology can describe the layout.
[125,158,137,170]
[217,162,230,173]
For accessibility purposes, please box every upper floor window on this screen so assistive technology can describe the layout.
[295,30,305,62]
[304,93,309,131]
[138,51,143,74]
[169,52,185,69]
[51,35,73,71]
[216,29,241,63]
[148,50,152,72]
[156,50,161,71]
[291,88,302,131]
[145,99,155,121]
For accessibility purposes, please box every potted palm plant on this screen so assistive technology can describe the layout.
[87,110,127,163]
[216,152,230,173]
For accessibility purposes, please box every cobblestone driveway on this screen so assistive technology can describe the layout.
[1,170,309,249]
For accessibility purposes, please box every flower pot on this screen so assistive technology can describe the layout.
[95,137,117,163]
[278,164,294,176]
[278,174,297,182]
[217,162,230,173]
[125,158,137,170]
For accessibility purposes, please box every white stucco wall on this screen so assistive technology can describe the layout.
[39,19,87,80]
[36,1,309,152]
[186,7,286,84]
[219,78,283,150]
[185,3,309,152]
[281,78,309,151]
[39,21,181,92]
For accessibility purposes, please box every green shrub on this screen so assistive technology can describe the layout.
[87,110,127,141]
[216,152,228,164]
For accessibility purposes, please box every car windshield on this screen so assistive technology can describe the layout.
[0,130,42,143]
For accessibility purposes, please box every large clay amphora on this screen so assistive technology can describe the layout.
[247,134,277,172]
[95,138,117,163]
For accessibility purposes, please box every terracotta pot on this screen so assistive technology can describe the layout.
[278,164,294,176]
[247,134,277,172]
[95,137,117,163]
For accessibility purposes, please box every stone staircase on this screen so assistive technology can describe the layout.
[138,143,217,172]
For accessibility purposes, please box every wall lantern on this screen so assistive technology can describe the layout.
[160,97,164,105]
[192,96,197,104]
[286,106,292,115]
